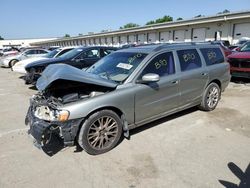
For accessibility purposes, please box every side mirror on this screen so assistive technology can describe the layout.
[140,73,160,83]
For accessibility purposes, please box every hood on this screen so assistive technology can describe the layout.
[36,64,118,91]
[228,52,250,59]
[14,57,48,67]
[25,57,64,69]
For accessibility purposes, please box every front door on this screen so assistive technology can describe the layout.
[71,49,100,69]
[134,51,180,124]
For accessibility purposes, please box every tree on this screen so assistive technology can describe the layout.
[145,15,173,25]
[64,34,70,38]
[78,33,83,36]
[176,17,183,21]
[146,20,155,25]
[217,9,230,14]
[0,35,4,40]
[194,14,205,18]
[120,23,140,29]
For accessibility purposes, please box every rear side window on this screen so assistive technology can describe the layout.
[177,49,202,71]
[200,48,224,65]
[141,52,175,77]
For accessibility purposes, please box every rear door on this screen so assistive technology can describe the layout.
[176,48,208,107]
[134,51,180,124]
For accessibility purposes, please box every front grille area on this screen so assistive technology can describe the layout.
[229,59,250,68]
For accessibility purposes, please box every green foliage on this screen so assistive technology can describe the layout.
[146,20,155,25]
[194,14,205,18]
[120,23,140,29]
[217,9,230,14]
[0,35,4,40]
[146,15,173,25]
[64,34,70,38]
[176,17,183,21]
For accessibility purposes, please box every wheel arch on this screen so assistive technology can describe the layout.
[208,79,221,89]
[75,106,127,143]
[9,59,19,67]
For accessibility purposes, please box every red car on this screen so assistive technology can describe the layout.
[227,42,250,78]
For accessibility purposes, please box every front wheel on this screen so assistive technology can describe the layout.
[78,110,123,155]
[199,83,221,111]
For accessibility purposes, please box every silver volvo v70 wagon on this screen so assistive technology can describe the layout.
[26,43,231,155]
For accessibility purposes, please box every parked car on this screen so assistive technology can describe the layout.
[211,40,232,57]
[24,46,117,84]
[25,43,230,155]
[12,47,75,74]
[0,48,49,68]
[227,41,250,78]
[229,38,250,50]
[0,47,20,57]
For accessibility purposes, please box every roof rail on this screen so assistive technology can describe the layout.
[153,41,215,51]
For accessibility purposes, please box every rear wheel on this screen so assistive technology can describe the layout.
[9,59,18,68]
[78,110,123,155]
[199,82,221,111]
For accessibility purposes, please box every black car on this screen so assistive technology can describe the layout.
[24,46,117,84]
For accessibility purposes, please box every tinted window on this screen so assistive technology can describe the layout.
[240,42,250,52]
[103,49,116,56]
[56,49,73,57]
[200,48,224,66]
[37,50,48,54]
[77,49,100,59]
[177,49,202,71]
[141,52,175,77]
[24,50,36,55]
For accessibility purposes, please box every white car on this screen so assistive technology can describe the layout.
[12,47,75,74]
[0,48,50,68]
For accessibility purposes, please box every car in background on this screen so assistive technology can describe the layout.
[24,46,118,84]
[211,40,232,57]
[0,48,50,68]
[0,47,20,57]
[227,41,250,78]
[25,43,230,155]
[229,38,250,50]
[12,47,75,74]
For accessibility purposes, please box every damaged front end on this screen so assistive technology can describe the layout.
[25,92,83,148]
[25,64,118,150]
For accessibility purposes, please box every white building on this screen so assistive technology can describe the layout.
[31,10,250,47]
[0,38,58,48]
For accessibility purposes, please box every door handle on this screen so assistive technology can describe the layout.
[201,73,208,76]
[171,80,179,85]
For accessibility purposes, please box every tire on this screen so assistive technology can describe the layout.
[9,59,18,68]
[199,82,221,111]
[78,110,123,155]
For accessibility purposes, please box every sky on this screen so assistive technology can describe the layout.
[1,0,250,39]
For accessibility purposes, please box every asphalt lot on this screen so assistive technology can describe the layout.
[0,67,249,188]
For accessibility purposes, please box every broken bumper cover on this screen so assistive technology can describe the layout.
[25,107,83,148]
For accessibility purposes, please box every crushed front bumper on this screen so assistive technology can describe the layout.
[25,107,83,149]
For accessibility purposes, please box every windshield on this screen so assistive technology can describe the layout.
[45,49,60,58]
[87,52,148,83]
[59,48,84,59]
[240,42,250,52]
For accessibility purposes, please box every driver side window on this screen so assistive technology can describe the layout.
[141,52,175,77]
[77,49,100,60]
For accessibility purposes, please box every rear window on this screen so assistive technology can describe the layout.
[177,49,202,71]
[200,48,224,66]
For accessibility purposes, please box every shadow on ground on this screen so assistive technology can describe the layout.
[42,107,198,156]
[219,162,250,188]
[231,77,250,84]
